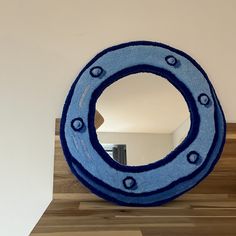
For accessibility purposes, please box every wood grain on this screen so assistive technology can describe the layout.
[30,121,236,236]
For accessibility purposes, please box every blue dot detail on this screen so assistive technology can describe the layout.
[90,66,104,78]
[165,55,177,66]
[187,151,200,164]
[123,176,137,190]
[198,93,210,106]
[71,118,84,132]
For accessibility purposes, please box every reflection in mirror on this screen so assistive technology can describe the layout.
[96,73,190,166]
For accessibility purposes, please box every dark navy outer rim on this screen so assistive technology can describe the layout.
[60,41,226,204]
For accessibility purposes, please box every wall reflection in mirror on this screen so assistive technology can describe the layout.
[96,73,190,166]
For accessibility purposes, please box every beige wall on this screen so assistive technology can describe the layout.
[172,118,191,148]
[98,132,173,166]
[0,1,236,235]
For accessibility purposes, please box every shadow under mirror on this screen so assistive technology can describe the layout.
[96,73,190,166]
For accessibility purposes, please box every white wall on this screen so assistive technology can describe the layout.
[172,118,191,148]
[98,132,173,165]
[0,1,236,235]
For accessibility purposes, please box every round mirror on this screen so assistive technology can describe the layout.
[61,41,226,206]
[96,72,191,166]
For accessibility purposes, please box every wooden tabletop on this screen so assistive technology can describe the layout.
[31,121,236,236]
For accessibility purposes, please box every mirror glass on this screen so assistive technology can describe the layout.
[96,73,190,166]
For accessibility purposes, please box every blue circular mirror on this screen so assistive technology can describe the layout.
[60,41,226,206]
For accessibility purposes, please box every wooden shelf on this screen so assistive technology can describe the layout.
[30,121,236,236]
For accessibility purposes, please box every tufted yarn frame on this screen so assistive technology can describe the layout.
[60,41,226,206]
